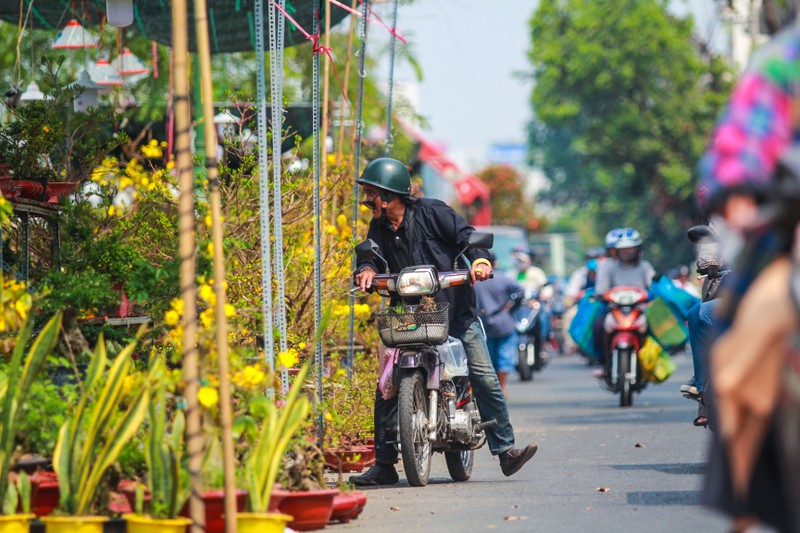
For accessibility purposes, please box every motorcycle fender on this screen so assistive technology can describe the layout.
[399,350,421,368]
[611,332,636,350]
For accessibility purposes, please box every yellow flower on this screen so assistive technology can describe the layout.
[198,386,219,408]
[205,214,213,227]
[200,308,214,328]
[164,309,180,326]
[277,348,299,368]
[120,374,137,397]
[171,298,184,315]
[107,205,116,216]
[199,284,214,304]
[324,412,333,421]
[336,214,348,227]
[298,342,306,350]
[207,242,214,258]
[224,303,236,318]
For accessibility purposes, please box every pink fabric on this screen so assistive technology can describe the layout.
[378,347,399,400]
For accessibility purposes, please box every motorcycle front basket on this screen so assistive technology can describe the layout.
[376,302,449,347]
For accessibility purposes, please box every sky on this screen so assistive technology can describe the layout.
[371,0,724,173]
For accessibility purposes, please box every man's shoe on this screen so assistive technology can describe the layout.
[499,442,538,477]
[349,463,399,486]
[680,384,699,396]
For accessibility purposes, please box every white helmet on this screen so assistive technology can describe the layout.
[615,227,642,249]
[604,228,623,249]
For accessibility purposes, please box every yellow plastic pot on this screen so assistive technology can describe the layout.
[237,512,294,533]
[124,513,192,533]
[0,514,35,533]
[41,515,108,533]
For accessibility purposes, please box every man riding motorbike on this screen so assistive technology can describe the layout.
[351,157,538,486]
[591,228,655,377]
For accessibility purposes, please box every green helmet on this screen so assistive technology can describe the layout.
[357,158,411,196]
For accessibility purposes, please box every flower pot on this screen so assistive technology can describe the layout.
[41,515,108,533]
[45,181,79,204]
[272,488,339,532]
[323,446,376,473]
[10,180,44,200]
[351,490,367,519]
[236,512,293,533]
[30,472,60,517]
[178,489,248,533]
[123,514,192,533]
[329,492,361,523]
[267,487,286,513]
[0,513,35,533]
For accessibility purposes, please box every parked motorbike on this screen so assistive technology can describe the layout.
[512,290,546,381]
[599,286,650,407]
[354,232,496,487]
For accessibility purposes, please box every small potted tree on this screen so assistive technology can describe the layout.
[0,313,62,532]
[43,335,150,533]
[238,362,311,533]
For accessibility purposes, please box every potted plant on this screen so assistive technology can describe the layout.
[0,313,62,531]
[43,334,150,533]
[238,362,312,533]
[123,359,191,533]
[0,472,32,533]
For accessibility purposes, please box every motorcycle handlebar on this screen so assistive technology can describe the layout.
[352,269,492,295]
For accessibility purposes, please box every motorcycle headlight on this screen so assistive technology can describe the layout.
[396,267,439,296]
[632,314,648,334]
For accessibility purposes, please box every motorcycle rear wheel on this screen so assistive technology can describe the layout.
[618,348,633,407]
[399,370,432,486]
[445,449,474,482]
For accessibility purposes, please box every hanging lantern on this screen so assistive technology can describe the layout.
[69,71,103,112]
[19,81,45,103]
[88,58,125,87]
[113,48,149,76]
[106,0,134,27]
[51,19,99,49]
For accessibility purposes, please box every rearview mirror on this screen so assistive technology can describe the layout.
[468,231,494,250]
[355,239,381,262]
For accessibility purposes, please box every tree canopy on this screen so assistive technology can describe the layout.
[527,0,733,269]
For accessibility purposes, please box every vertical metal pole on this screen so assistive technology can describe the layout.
[191,1,237,530]
[256,0,275,393]
[347,0,370,372]
[20,212,29,284]
[170,0,204,530]
[384,0,399,156]
[312,0,324,434]
[269,0,290,394]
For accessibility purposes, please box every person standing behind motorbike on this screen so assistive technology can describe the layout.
[352,157,538,486]
[474,253,525,397]
[592,228,655,376]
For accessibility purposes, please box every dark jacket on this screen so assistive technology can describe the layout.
[356,197,490,338]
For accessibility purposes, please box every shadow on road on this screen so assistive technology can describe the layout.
[626,490,702,505]
[611,462,706,475]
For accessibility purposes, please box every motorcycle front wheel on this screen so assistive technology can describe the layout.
[445,449,474,482]
[399,369,432,486]
[618,348,633,407]
[517,343,534,382]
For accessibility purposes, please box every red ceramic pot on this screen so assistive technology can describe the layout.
[272,488,339,531]
[11,180,44,200]
[329,492,360,523]
[323,446,376,473]
[178,489,248,533]
[350,491,367,519]
[30,472,59,517]
[45,181,79,203]
[267,487,286,513]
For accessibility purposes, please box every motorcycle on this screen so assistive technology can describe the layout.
[512,290,546,382]
[599,286,650,407]
[354,232,496,487]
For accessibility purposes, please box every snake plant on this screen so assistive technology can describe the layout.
[142,358,187,519]
[53,333,150,516]
[0,313,62,515]
[246,361,311,513]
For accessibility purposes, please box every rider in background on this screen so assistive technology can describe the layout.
[474,252,525,396]
[563,247,605,353]
[511,246,548,293]
[592,228,655,376]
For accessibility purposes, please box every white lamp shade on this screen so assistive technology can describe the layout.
[106,0,134,27]
[20,81,45,103]
[51,19,99,49]
[214,111,239,124]
[69,71,102,112]
[88,59,125,86]
[113,48,149,76]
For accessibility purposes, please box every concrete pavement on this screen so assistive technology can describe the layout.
[335,352,730,532]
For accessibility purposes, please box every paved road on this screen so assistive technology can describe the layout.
[336,352,730,533]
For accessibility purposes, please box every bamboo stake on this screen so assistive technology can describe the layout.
[192,1,238,531]
[335,0,358,164]
[170,1,204,532]
[321,2,332,227]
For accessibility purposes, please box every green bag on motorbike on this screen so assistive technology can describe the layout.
[644,297,687,351]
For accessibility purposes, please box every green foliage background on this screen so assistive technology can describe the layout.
[527,0,733,269]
